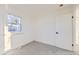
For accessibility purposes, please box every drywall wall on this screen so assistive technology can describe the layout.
[7,5,73,50]
[0,5,6,54]
[35,5,73,50]
[36,14,56,46]
[7,4,60,49]
[36,13,73,50]
[0,4,75,54]
[7,5,34,49]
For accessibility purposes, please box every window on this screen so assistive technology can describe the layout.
[8,14,22,32]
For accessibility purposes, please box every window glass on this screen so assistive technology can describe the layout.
[8,14,22,32]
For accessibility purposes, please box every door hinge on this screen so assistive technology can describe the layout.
[72,44,74,46]
[72,16,74,19]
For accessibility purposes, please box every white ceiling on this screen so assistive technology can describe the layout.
[8,4,73,11]
[8,4,74,17]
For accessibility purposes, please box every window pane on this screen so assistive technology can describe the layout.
[8,14,22,32]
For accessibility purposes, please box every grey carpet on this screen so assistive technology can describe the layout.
[4,41,75,55]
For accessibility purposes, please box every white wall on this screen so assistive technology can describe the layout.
[36,13,73,50]
[8,5,34,49]
[7,5,73,50]
[36,14,56,46]
[0,5,6,54]
[73,5,79,53]
[35,5,73,50]
[0,4,75,54]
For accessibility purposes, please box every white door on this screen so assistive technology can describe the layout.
[56,14,72,51]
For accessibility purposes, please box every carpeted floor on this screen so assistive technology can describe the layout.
[4,41,75,55]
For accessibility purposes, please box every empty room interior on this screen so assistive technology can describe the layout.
[0,4,79,55]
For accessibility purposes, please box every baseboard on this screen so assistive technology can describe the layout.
[2,40,34,55]
[35,40,73,51]
[13,40,34,49]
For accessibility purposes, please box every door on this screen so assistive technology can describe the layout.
[56,14,72,51]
